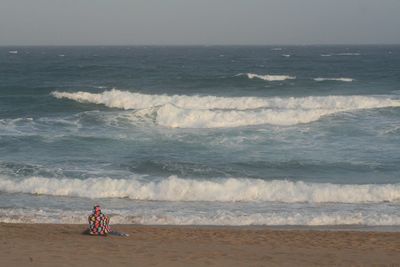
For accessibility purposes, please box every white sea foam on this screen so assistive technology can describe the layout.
[53,89,273,110]
[336,52,361,56]
[2,207,400,226]
[282,54,291,57]
[52,90,400,128]
[1,175,400,203]
[8,50,18,54]
[0,118,35,135]
[321,53,360,57]
[153,94,400,128]
[155,103,339,128]
[240,73,296,81]
[53,90,400,111]
[314,78,354,82]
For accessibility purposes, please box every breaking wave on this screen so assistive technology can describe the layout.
[321,53,360,57]
[336,53,361,56]
[52,90,400,128]
[155,103,338,128]
[314,77,354,82]
[1,175,400,204]
[238,73,296,81]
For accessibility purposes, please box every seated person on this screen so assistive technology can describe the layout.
[88,205,111,235]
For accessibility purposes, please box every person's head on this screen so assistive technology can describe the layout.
[93,205,101,216]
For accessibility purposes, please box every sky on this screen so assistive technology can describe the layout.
[1,0,399,45]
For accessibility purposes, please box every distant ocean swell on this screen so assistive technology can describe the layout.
[52,90,400,128]
[321,53,361,57]
[314,77,354,82]
[1,175,400,203]
[238,73,353,82]
[237,73,296,81]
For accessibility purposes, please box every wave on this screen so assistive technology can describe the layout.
[0,118,37,136]
[53,90,273,110]
[314,78,354,82]
[239,73,296,81]
[53,90,400,112]
[155,103,340,127]
[2,207,400,226]
[1,175,400,203]
[320,53,360,57]
[52,90,400,128]
[336,53,361,56]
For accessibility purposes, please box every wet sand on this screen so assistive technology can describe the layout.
[1,223,400,266]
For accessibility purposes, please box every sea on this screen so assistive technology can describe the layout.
[1,45,400,227]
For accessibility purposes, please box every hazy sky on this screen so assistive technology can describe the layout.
[1,0,399,45]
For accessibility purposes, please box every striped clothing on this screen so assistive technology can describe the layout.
[88,206,111,235]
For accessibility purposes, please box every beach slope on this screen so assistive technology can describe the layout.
[1,223,400,267]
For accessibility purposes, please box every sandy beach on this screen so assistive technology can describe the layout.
[1,223,399,267]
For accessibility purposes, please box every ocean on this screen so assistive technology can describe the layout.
[1,45,400,227]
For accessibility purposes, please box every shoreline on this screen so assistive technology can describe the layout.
[3,221,400,232]
[124,224,400,232]
[1,223,400,266]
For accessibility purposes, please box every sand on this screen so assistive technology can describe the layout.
[1,223,400,267]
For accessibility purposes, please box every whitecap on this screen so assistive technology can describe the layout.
[239,73,296,81]
[1,175,400,204]
[52,90,400,128]
[314,77,354,82]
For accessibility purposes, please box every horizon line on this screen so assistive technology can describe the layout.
[1,43,400,47]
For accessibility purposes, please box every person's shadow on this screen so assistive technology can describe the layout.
[81,228,129,237]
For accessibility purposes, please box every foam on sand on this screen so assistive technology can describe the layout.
[2,206,400,226]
